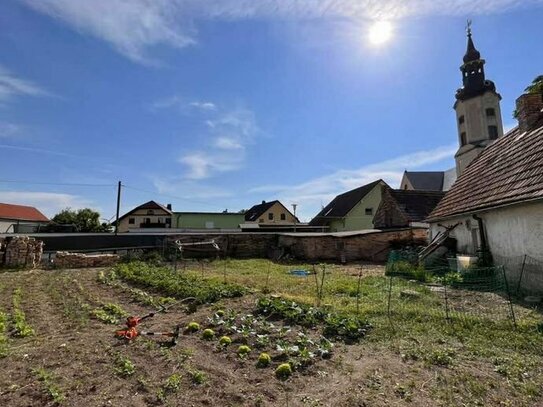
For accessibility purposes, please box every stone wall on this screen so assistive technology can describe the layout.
[1,236,44,268]
[54,252,120,268]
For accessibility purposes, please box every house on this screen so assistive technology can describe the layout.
[427,25,543,285]
[374,187,445,229]
[400,170,456,192]
[309,180,387,232]
[174,212,245,231]
[0,203,49,233]
[116,201,172,232]
[244,200,297,225]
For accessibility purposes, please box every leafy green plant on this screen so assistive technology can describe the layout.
[238,345,252,358]
[12,289,35,337]
[0,311,9,357]
[426,348,455,367]
[201,328,215,340]
[163,373,182,392]
[275,363,292,380]
[33,368,65,404]
[186,322,200,332]
[219,335,232,347]
[114,354,136,377]
[257,352,271,368]
[91,303,127,324]
[112,261,245,304]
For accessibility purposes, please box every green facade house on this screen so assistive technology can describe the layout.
[309,180,387,232]
[174,212,244,230]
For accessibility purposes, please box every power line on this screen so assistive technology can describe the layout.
[0,180,115,187]
[121,184,224,209]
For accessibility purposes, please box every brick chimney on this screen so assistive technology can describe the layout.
[516,92,543,133]
[166,203,172,210]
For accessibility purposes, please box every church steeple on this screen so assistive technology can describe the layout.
[453,22,504,176]
[456,22,496,101]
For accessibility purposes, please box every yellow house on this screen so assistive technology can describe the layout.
[116,201,172,232]
[244,200,297,225]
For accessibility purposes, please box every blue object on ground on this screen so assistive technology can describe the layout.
[289,269,310,276]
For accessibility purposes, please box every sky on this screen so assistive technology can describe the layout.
[0,0,542,222]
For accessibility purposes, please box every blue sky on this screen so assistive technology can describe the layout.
[1,0,542,222]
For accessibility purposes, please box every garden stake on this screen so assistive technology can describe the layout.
[356,268,363,314]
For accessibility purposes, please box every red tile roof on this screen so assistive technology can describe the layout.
[0,203,49,222]
[427,123,543,221]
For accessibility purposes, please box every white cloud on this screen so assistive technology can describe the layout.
[179,107,260,179]
[0,191,92,217]
[0,122,22,139]
[249,144,457,221]
[21,0,542,63]
[0,65,48,104]
[190,101,216,111]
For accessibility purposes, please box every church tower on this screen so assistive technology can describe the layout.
[454,23,504,176]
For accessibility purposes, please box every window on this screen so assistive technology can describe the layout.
[145,218,151,224]
[488,125,499,140]
[365,208,373,216]
[259,218,264,223]
[460,132,467,146]
[147,209,154,215]
[157,217,163,223]
[165,218,171,225]
[128,218,135,225]
[268,213,274,221]
[486,108,495,117]
[458,115,465,125]
[280,213,286,220]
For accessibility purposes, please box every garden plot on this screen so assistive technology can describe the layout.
[0,259,542,407]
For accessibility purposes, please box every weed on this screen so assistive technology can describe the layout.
[189,369,207,385]
[275,363,293,380]
[113,354,136,377]
[163,373,182,392]
[426,347,456,367]
[33,368,65,404]
[92,303,127,324]
[219,335,232,347]
[394,381,415,401]
[238,344,252,358]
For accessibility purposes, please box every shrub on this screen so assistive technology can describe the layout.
[257,352,271,368]
[275,363,292,380]
[238,345,252,357]
[201,328,215,340]
[219,336,232,347]
[186,322,200,333]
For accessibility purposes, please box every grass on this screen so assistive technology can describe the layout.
[33,368,65,404]
[0,311,9,357]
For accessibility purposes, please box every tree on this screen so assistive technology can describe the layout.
[52,208,109,232]
[513,74,543,118]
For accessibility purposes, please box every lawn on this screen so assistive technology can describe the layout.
[0,258,542,406]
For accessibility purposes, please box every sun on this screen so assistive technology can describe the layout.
[368,21,393,46]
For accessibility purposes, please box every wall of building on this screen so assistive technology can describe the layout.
[328,183,384,232]
[0,219,47,234]
[251,202,297,225]
[118,208,172,233]
[429,201,543,291]
[373,189,409,229]
[175,213,245,229]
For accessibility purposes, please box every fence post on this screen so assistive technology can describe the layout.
[356,267,363,314]
[443,282,451,323]
[501,265,517,328]
[515,254,527,297]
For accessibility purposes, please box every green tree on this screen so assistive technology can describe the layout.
[514,74,543,118]
[52,208,108,232]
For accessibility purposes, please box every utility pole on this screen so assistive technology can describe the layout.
[114,181,122,236]
[292,203,298,233]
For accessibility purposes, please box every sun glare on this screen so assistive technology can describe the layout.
[368,21,393,46]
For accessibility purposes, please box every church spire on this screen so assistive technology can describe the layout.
[455,21,495,101]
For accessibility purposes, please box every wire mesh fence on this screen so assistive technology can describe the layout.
[385,250,521,328]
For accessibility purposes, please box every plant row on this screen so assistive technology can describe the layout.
[112,261,246,304]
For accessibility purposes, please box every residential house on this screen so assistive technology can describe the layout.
[427,27,543,289]
[116,201,172,233]
[374,187,445,229]
[400,170,456,192]
[309,180,387,232]
[174,212,245,231]
[0,203,49,233]
[244,200,297,225]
